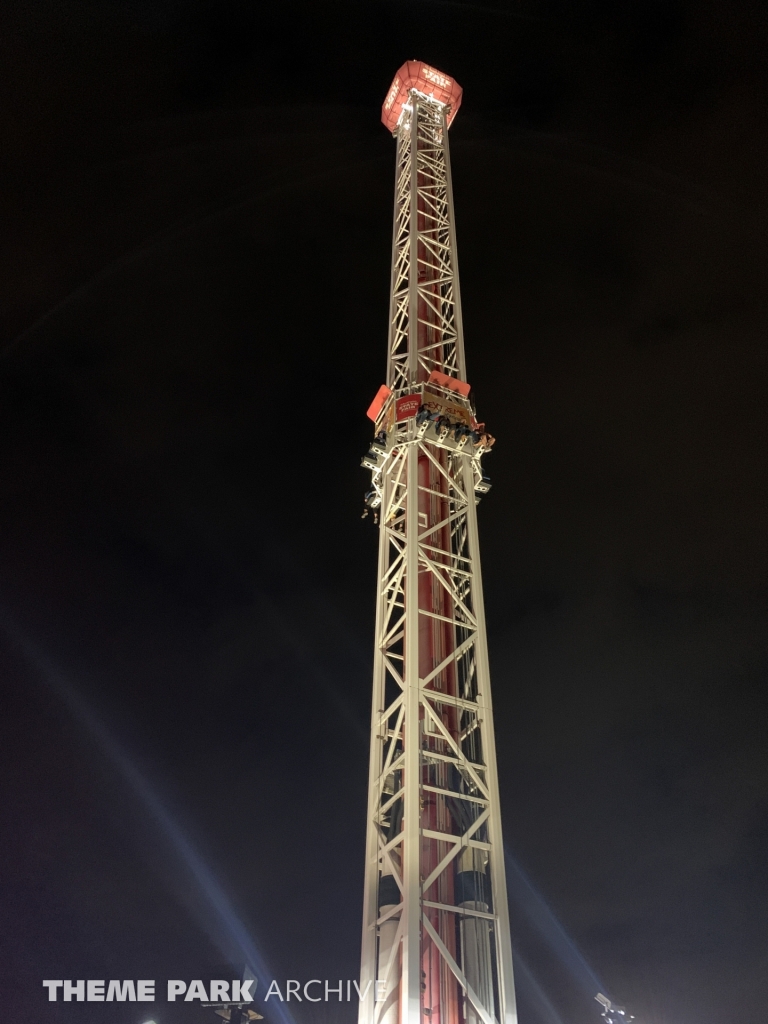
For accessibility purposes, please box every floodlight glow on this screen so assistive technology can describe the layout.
[0,612,298,1024]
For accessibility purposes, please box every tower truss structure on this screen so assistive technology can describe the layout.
[359,62,518,1024]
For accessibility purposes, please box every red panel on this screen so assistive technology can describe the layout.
[366,383,392,421]
[395,394,421,421]
[381,61,463,133]
[427,369,471,397]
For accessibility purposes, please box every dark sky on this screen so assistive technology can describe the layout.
[1,3,767,1024]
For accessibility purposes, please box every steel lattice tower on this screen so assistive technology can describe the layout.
[358,62,518,1024]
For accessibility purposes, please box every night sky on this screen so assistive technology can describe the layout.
[2,2,767,1023]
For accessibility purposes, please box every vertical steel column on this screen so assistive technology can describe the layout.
[401,442,422,1023]
[401,91,424,1024]
[359,493,391,1024]
[440,116,466,380]
[461,458,518,1024]
[408,97,420,386]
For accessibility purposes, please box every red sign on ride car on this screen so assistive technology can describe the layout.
[395,395,421,421]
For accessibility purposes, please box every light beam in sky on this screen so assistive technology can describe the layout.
[0,610,297,1024]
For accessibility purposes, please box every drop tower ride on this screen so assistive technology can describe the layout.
[359,63,518,1024]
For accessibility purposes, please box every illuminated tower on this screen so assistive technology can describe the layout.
[596,993,636,1023]
[359,62,518,1024]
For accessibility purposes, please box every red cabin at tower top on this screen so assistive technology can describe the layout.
[381,61,463,133]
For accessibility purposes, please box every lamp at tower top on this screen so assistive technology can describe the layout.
[381,60,463,133]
